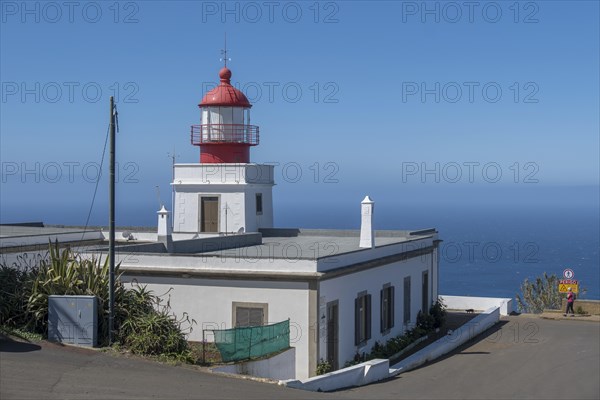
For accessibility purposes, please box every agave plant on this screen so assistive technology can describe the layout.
[27,241,123,341]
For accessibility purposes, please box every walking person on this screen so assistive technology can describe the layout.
[564,287,575,316]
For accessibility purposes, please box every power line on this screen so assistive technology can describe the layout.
[80,123,110,241]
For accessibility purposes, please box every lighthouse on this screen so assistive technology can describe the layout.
[171,62,274,235]
[192,66,258,163]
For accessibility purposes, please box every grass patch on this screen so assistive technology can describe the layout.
[0,325,43,342]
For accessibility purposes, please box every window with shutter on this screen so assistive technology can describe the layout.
[380,284,395,333]
[354,291,371,346]
[422,270,429,314]
[404,277,411,325]
[232,302,267,327]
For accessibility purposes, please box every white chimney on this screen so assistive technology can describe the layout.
[157,205,173,251]
[359,196,375,248]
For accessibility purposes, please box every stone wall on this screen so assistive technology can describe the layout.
[561,299,600,315]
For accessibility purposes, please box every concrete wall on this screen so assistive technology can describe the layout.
[318,253,435,369]
[390,306,501,374]
[117,252,318,274]
[282,359,389,392]
[102,231,157,242]
[171,233,262,253]
[120,275,313,380]
[316,236,435,272]
[243,186,274,233]
[173,164,274,234]
[0,230,103,249]
[212,347,296,380]
[440,295,513,316]
[174,164,274,185]
[561,299,600,315]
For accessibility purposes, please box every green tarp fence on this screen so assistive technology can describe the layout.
[212,319,290,362]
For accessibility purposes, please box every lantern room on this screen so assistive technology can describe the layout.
[191,66,259,163]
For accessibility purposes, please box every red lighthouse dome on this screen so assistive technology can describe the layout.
[199,67,251,108]
[191,66,259,164]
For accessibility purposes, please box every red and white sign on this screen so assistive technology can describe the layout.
[563,268,574,279]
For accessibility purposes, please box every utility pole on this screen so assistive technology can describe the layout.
[108,96,116,345]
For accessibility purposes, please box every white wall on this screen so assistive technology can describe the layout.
[173,164,274,233]
[0,230,103,249]
[390,306,501,374]
[212,347,296,380]
[316,236,435,272]
[174,189,245,233]
[117,253,318,274]
[243,185,274,233]
[318,252,435,369]
[440,295,513,316]
[121,275,313,380]
[283,358,389,392]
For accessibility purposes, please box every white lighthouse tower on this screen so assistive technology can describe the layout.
[171,60,274,235]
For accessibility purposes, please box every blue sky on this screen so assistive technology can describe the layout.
[1,0,599,227]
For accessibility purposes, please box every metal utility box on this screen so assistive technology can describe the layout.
[48,295,98,347]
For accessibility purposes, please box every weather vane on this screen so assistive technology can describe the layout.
[220,33,231,67]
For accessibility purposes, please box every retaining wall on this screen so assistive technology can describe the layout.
[440,295,513,315]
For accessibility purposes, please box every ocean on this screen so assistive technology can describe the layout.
[3,186,599,301]
[275,196,600,302]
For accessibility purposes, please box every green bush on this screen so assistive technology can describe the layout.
[316,359,333,375]
[0,260,38,328]
[116,285,195,362]
[429,298,447,328]
[26,242,117,339]
[10,242,195,362]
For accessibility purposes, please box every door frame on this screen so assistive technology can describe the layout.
[199,195,220,233]
[326,300,339,370]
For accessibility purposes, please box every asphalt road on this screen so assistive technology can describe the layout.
[1,315,598,400]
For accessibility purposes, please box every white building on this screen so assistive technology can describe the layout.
[0,62,441,381]
[117,227,439,380]
[115,63,440,380]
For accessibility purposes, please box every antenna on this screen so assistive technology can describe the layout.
[220,33,231,67]
[155,185,163,208]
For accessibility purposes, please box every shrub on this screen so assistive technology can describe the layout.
[416,311,435,331]
[20,242,195,362]
[316,359,333,375]
[516,272,562,313]
[0,260,38,328]
[26,242,117,339]
[429,298,447,328]
[116,285,195,361]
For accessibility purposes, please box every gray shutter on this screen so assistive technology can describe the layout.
[354,297,360,345]
[366,294,372,341]
[380,288,385,333]
[390,286,395,328]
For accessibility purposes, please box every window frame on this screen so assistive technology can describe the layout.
[403,276,411,325]
[255,193,263,215]
[380,283,395,334]
[354,291,372,346]
[232,302,268,327]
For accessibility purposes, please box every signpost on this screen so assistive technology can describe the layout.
[563,268,574,279]
[558,269,578,293]
[558,279,578,294]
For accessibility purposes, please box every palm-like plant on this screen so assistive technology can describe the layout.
[27,241,123,342]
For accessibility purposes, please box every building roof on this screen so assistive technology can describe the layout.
[199,67,252,108]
